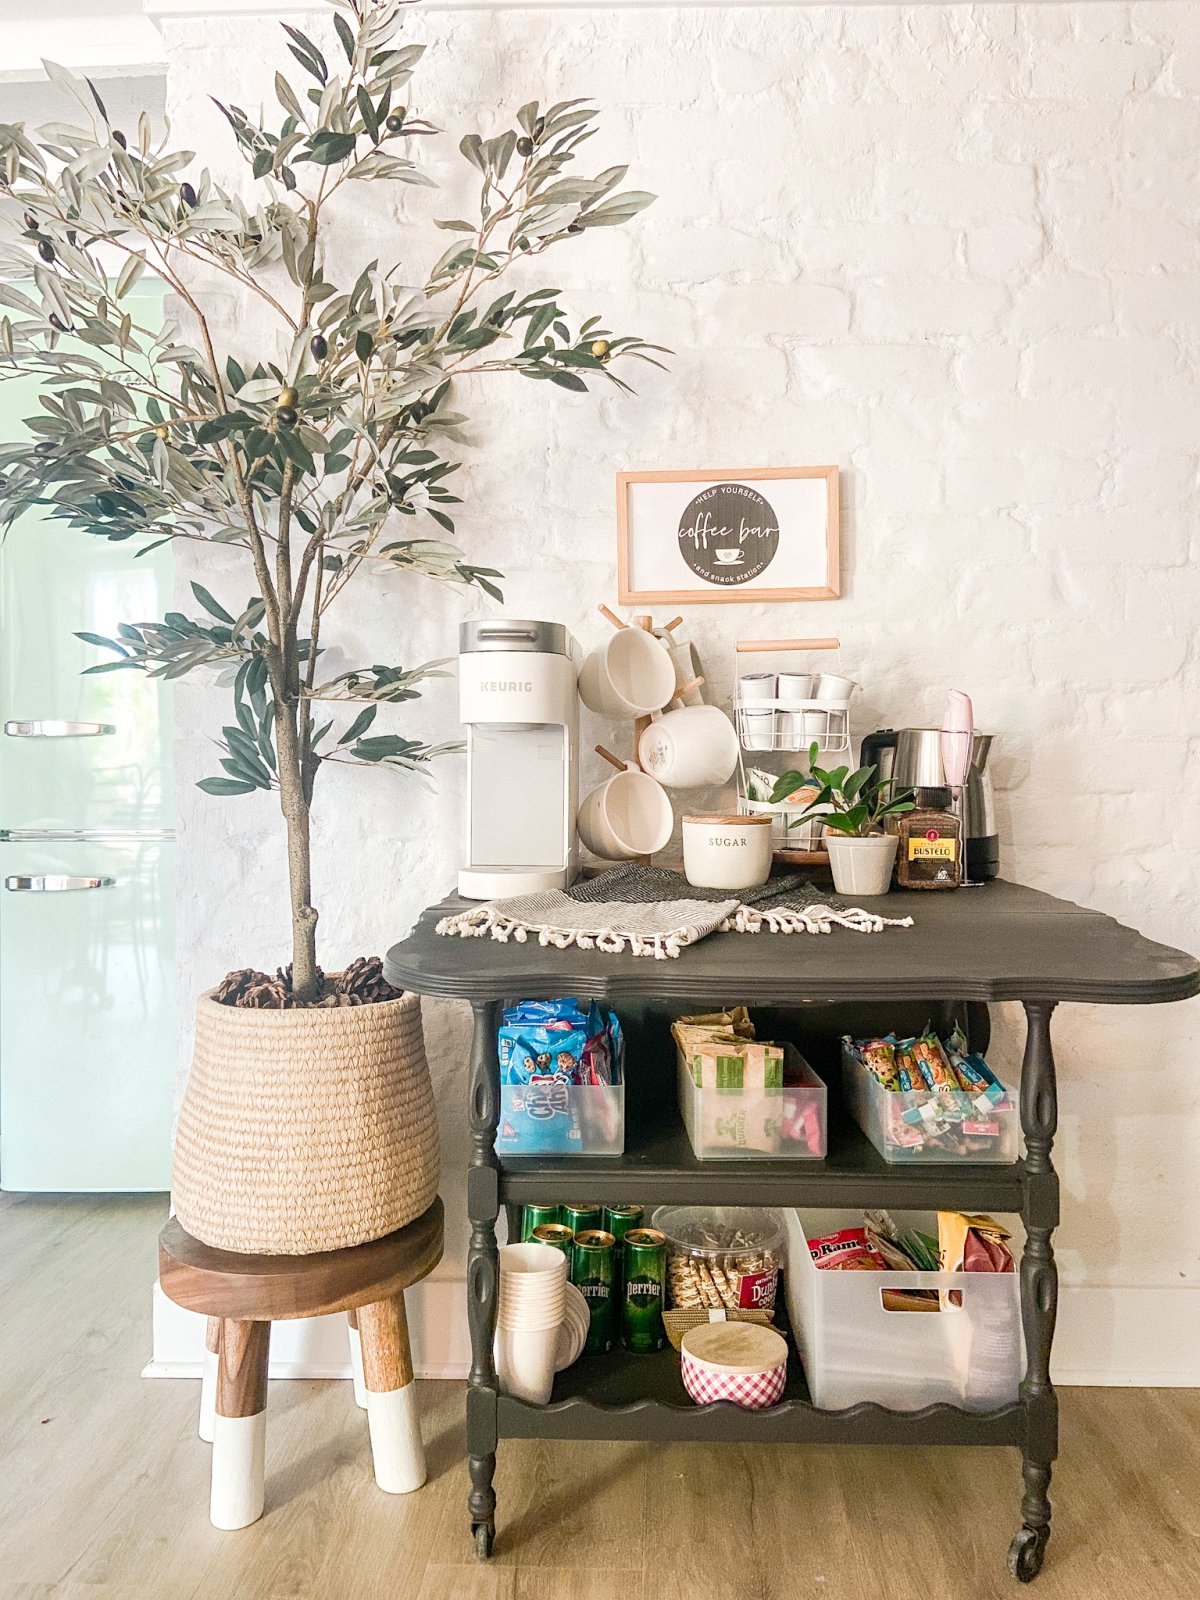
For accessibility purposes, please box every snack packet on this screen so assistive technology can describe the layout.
[861,1037,902,1091]
[498,998,622,1088]
[894,1038,925,1094]
[913,1033,958,1098]
[939,1212,1015,1274]
[948,1050,1007,1109]
[807,1227,887,1271]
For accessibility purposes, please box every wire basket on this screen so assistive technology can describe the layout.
[733,639,854,861]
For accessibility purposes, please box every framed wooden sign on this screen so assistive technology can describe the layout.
[616,466,839,606]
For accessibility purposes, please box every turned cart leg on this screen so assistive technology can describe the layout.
[210,1319,270,1530]
[1011,999,1059,1583]
[467,999,502,1559]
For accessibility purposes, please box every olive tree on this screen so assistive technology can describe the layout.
[0,0,661,1000]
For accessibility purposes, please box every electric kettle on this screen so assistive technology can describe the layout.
[859,727,999,881]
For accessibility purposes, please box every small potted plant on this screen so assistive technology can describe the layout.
[771,744,915,896]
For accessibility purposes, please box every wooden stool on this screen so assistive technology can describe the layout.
[159,1197,443,1530]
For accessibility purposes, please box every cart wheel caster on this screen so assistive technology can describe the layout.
[473,1522,494,1561]
[1008,1525,1048,1583]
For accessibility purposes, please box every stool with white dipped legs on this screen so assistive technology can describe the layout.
[158,1196,443,1529]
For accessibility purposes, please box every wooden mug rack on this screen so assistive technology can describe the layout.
[591,604,705,867]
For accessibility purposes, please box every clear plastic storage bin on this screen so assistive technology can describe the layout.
[677,1041,827,1159]
[842,1044,1019,1164]
[784,1209,1024,1411]
[496,1081,624,1157]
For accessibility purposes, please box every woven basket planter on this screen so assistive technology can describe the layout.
[172,989,440,1255]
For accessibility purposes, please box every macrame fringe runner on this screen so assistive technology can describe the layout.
[435,904,702,959]
[435,901,913,958]
[720,903,915,936]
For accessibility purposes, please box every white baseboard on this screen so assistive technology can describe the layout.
[145,1277,471,1382]
[1051,1285,1200,1387]
[147,1281,1200,1388]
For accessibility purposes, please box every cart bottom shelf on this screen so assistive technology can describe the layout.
[495,1321,1025,1447]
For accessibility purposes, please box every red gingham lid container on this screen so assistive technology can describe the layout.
[680,1321,789,1410]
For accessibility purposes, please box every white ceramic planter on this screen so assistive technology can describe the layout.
[825,832,898,897]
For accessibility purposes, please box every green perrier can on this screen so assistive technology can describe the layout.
[530,1222,574,1257]
[571,1229,617,1356]
[562,1203,602,1236]
[520,1203,561,1241]
[621,1227,667,1353]
[602,1204,644,1245]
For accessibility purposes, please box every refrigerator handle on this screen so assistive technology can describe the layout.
[4,720,116,737]
[5,875,116,892]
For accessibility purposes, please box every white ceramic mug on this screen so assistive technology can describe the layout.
[578,628,677,717]
[637,705,739,790]
[578,765,674,860]
[682,813,774,890]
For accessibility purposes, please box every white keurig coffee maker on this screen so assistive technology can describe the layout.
[458,619,579,899]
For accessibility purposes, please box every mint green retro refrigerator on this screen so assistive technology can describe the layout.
[0,287,176,1191]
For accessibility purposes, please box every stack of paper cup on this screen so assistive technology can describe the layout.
[494,1243,568,1405]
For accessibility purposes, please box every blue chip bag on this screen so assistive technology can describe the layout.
[498,998,621,1088]
[496,998,623,1154]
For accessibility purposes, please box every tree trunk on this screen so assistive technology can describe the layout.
[275,703,320,1002]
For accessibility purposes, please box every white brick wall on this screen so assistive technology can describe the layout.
[159,2,1200,1380]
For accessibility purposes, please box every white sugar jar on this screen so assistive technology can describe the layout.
[682,813,774,891]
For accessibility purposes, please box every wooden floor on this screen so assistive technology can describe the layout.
[3,1193,1199,1600]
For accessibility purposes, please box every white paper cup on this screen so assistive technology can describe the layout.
[498,1278,566,1306]
[498,1280,566,1309]
[682,813,774,890]
[497,1303,565,1332]
[494,1324,562,1404]
[578,766,674,860]
[815,672,857,702]
[578,628,677,717]
[638,705,739,790]
[555,1316,587,1372]
[499,1243,568,1279]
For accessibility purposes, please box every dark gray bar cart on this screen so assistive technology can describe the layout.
[384,880,1198,1583]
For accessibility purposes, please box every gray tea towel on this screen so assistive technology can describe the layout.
[435,864,912,960]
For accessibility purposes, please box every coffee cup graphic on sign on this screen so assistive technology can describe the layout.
[678,482,781,587]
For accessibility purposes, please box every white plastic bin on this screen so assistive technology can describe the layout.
[677,1041,827,1159]
[496,1082,624,1157]
[784,1209,1024,1411]
[842,1044,1019,1164]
